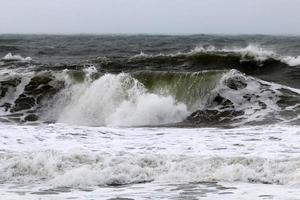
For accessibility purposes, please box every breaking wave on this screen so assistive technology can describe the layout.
[0,66,299,126]
[1,151,300,187]
[55,73,189,126]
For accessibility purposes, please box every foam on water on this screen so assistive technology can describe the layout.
[2,151,300,188]
[0,123,299,199]
[214,70,281,124]
[1,53,32,62]
[53,73,188,126]
[281,56,300,66]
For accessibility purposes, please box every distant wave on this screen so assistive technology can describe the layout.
[1,53,32,62]
[130,44,300,67]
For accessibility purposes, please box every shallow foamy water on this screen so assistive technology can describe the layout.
[0,123,299,199]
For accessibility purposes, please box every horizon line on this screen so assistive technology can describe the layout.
[1,32,300,37]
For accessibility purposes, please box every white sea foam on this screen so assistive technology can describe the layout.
[1,53,32,62]
[213,70,282,124]
[1,150,300,188]
[55,73,188,126]
[0,123,299,199]
[281,56,300,66]
[83,65,97,76]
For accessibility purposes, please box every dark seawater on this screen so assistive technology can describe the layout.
[0,34,299,126]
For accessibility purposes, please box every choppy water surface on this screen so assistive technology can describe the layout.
[0,34,299,199]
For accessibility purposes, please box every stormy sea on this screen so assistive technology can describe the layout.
[0,34,299,200]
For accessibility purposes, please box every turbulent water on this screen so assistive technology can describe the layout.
[0,34,300,199]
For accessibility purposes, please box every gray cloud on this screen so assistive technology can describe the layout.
[0,0,300,34]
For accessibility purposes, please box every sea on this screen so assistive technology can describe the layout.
[0,34,299,200]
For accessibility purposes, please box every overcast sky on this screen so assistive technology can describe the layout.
[1,0,300,35]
